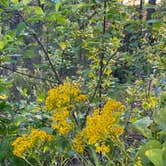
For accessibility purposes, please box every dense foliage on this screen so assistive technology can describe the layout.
[0,0,166,165]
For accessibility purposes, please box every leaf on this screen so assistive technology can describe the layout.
[32,6,44,16]
[59,42,66,50]
[23,49,35,58]
[16,22,26,34]
[40,127,54,134]
[11,0,18,4]
[22,0,30,5]
[132,117,153,138]
[55,2,61,11]
[145,149,164,166]
[154,107,166,131]
[46,12,66,23]
[0,0,9,7]
[0,41,6,51]
[90,147,100,166]
[27,6,44,21]
[138,140,162,165]
[147,19,159,24]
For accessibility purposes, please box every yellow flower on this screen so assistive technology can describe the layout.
[96,142,110,154]
[11,129,53,158]
[51,109,73,135]
[72,133,84,153]
[45,81,86,111]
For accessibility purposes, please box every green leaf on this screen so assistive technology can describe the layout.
[16,22,26,34]
[0,0,9,7]
[55,2,61,11]
[154,107,166,131]
[22,0,30,5]
[23,49,35,58]
[32,6,44,16]
[11,0,19,4]
[28,6,44,21]
[132,117,153,138]
[40,127,54,134]
[145,149,164,166]
[46,12,66,23]
[0,41,6,51]
[138,140,162,165]
[90,147,100,166]
[147,19,159,24]
[59,42,66,50]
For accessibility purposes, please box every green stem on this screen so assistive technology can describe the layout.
[117,139,129,165]
[22,158,33,166]
[105,154,116,166]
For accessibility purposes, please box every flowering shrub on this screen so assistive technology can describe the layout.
[11,81,125,165]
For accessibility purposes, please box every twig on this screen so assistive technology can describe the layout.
[17,12,62,84]
[0,65,55,83]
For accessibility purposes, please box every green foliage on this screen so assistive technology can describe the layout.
[0,0,166,165]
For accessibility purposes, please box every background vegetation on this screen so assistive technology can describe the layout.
[0,0,165,165]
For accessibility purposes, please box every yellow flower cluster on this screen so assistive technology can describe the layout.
[72,99,124,154]
[45,81,86,111]
[12,129,53,158]
[96,142,110,154]
[45,81,86,135]
[82,99,124,144]
[72,133,84,153]
[52,109,73,135]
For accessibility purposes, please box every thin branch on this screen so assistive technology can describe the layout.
[32,33,61,83]
[0,65,55,83]
[103,0,107,34]
[17,12,62,84]
[98,0,107,111]
[99,54,104,111]
[89,50,119,103]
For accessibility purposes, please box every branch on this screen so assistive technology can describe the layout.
[17,12,62,84]
[89,50,119,103]
[32,33,62,84]
[0,65,55,83]
[98,0,107,111]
